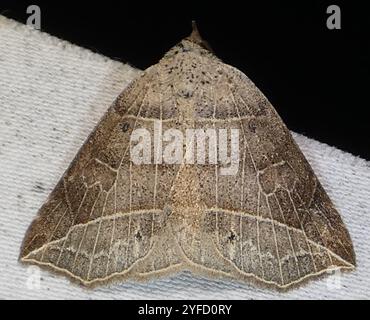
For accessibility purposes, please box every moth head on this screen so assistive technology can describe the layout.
[186,21,213,52]
[163,21,214,59]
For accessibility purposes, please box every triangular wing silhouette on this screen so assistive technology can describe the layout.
[20,25,355,290]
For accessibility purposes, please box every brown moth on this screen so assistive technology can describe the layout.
[20,23,355,290]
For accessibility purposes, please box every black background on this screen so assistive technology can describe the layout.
[1,0,369,160]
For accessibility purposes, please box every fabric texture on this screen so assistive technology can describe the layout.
[0,16,369,300]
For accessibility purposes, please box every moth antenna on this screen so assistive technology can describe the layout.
[189,21,203,43]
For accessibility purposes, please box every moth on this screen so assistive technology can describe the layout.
[20,23,355,290]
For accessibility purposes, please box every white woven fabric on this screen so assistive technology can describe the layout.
[0,16,369,300]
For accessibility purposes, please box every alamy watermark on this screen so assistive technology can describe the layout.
[130,120,240,176]
[25,4,341,34]
[326,268,342,291]
[327,5,341,30]
[26,265,42,290]
[26,5,41,30]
